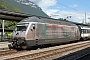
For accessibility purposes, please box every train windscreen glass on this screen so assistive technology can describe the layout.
[15,23,29,31]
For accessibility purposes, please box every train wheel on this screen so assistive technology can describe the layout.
[21,46,27,49]
[80,38,84,41]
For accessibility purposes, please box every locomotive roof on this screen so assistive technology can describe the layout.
[19,16,77,26]
[20,17,44,23]
[20,16,90,27]
[39,17,76,26]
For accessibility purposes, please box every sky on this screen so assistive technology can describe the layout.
[29,0,90,23]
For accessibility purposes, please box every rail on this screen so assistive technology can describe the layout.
[1,41,89,60]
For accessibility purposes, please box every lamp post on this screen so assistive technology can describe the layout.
[2,20,4,41]
[85,12,86,24]
[88,17,90,23]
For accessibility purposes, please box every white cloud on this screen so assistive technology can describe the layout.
[29,0,90,23]
[57,11,90,23]
[45,10,86,23]
[69,4,78,8]
[38,0,57,8]
[44,9,59,16]
[29,0,57,8]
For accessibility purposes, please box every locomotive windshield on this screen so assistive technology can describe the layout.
[15,23,29,31]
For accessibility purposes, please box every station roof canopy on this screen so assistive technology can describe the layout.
[0,10,90,27]
[0,10,32,32]
[0,10,32,21]
[0,10,46,21]
[0,10,49,32]
[0,28,13,32]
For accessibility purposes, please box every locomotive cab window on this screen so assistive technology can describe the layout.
[15,23,29,31]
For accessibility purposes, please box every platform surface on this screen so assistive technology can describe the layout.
[0,42,11,50]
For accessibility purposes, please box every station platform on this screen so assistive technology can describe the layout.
[0,41,11,50]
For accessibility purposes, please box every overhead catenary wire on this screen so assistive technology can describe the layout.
[56,0,90,15]
[77,0,90,9]
[77,0,90,16]
[50,0,90,23]
[57,2,79,11]
[55,1,90,23]
[56,1,85,13]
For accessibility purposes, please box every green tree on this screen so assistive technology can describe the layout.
[0,0,20,30]
[13,8,20,12]
[59,18,69,22]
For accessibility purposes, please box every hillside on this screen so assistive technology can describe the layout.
[3,0,49,17]
[0,0,50,30]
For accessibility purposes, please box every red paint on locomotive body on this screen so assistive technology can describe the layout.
[46,26,63,29]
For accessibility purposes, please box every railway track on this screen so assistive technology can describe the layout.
[0,49,27,57]
[0,41,90,60]
[0,50,17,57]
